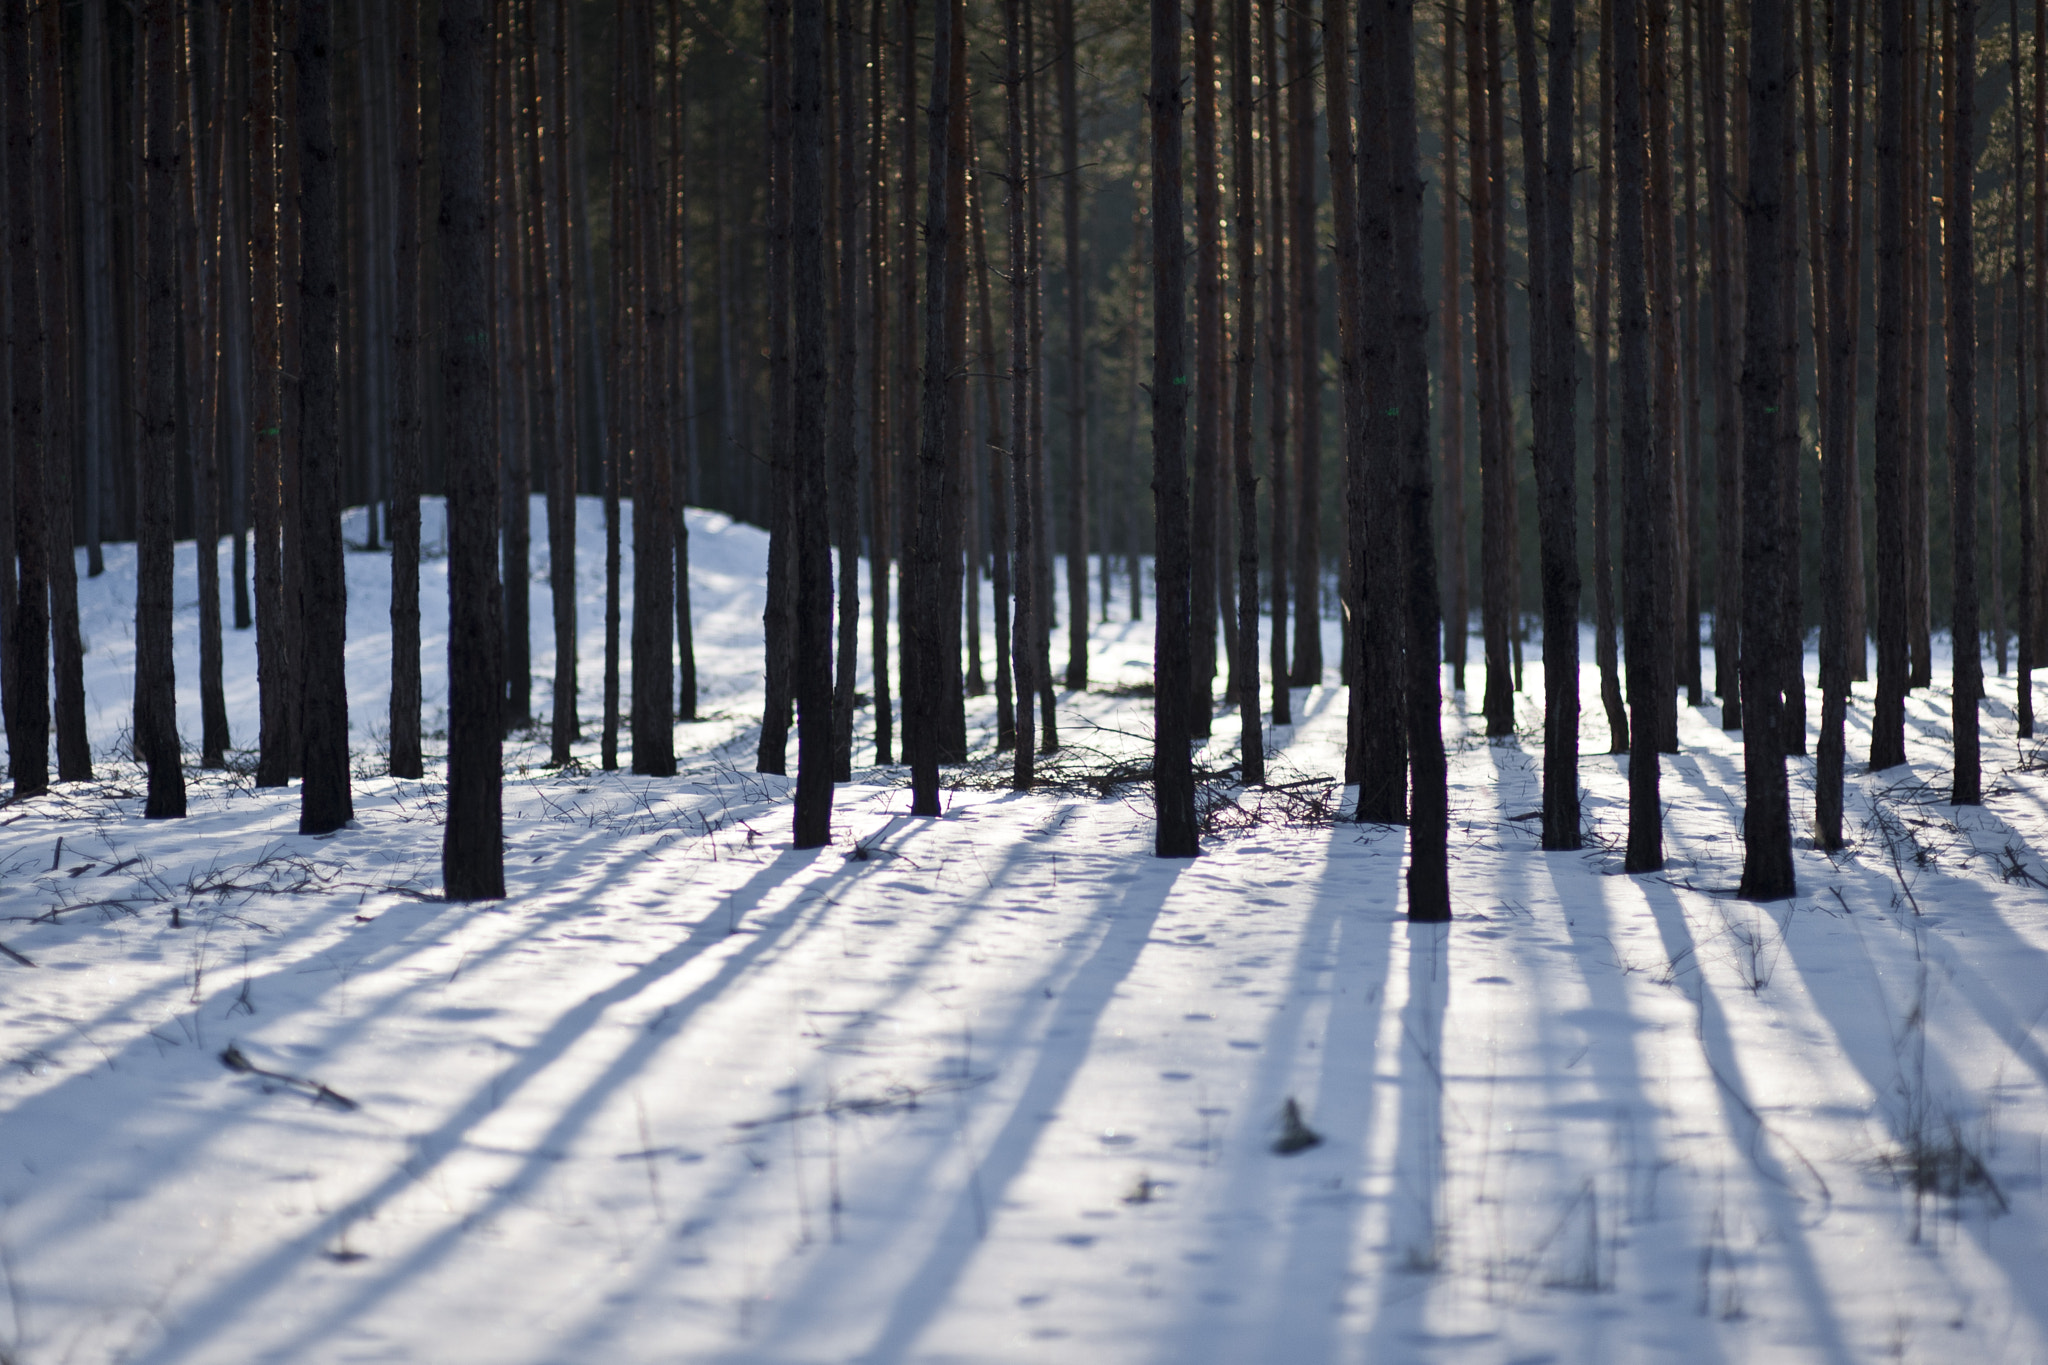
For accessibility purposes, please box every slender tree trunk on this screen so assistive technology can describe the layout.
[540,0,578,764]
[1816,0,1861,848]
[971,149,1016,750]
[1471,0,1511,735]
[440,0,503,898]
[2022,0,2040,737]
[1230,0,1264,785]
[80,0,112,584]
[938,1,970,762]
[1593,0,1629,753]
[1262,0,1291,727]
[1287,0,1322,689]
[388,0,424,778]
[1191,0,1223,734]
[1739,0,1796,900]
[183,1,229,772]
[1352,0,1407,820]
[1707,0,1744,727]
[831,0,863,778]
[907,0,954,814]
[1871,0,1909,767]
[1948,0,1981,802]
[5,0,49,799]
[1058,0,1090,692]
[1680,0,1703,707]
[791,0,836,842]
[1382,0,1447,919]
[1440,9,1469,695]
[869,0,895,764]
[1647,0,1682,753]
[1007,0,1039,786]
[1906,3,1932,691]
[1150,0,1197,856]
[1618,0,1662,870]
[138,0,185,817]
[495,15,532,735]
[601,18,624,770]
[39,0,88,784]
[759,0,795,776]
[295,0,352,834]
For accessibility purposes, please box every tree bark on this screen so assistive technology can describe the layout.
[1287,0,1322,689]
[1871,0,1909,768]
[1383,0,1448,920]
[759,0,795,776]
[138,0,185,818]
[39,0,88,785]
[1191,0,1223,734]
[1947,0,1981,803]
[6,0,50,800]
[79,0,113,584]
[907,0,954,815]
[1738,0,1796,901]
[2023,0,2040,738]
[1440,10,1469,696]
[1592,0,1629,754]
[1816,0,1861,847]
[1150,0,1197,857]
[388,0,424,779]
[1706,0,1744,728]
[831,0,863,779]
[1230,0,1264,786]
[971,149,1017,751]
[1007,0,1039,787]
[1261,0,1291,727]
[628,0,674,777]
[1472,0,1512,736]
[1617,0,1662,870]
[1058,0,1090,692]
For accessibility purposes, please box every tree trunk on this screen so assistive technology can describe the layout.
[1592,0,1629,753]
[1261,0,1291,727]
[1617,0,1662,870]
[1816,0,1861,848]
[1472,0,1512,736]
[388,0,424,779]
[1440,9,1469,696]
[1190,0,1223,734]
[1287,0,1322,689]
[831,0,863,778]
[907,0,954,814]
[440,0,503,898]
[1706,0,1743,728]
[1948,0,1981,803]
[295,0,352,834]
[5,0,49,801]
[1007,0,1038,787]
[183,1,230,773]
[1871,0,1909,767]
[1150,0,1197,856]
[1058,0,1090,692]
[971,148,1016,751]
[869,0,895,764]
[80,0,112,584]
[1738,0,1796,901]
[1230,0,1264,786]
[39,0,88,784]
[759,0,795,776]
[2023,0,2040,738]
[138,0,185,818]
[790,0,836,842]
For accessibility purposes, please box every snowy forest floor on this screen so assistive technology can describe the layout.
[5,500,2048,1364]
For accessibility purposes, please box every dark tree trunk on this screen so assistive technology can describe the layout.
[440,0,503,898]
[907,0,955,814]
[939,0,969,763]
[538,0,577,765]
[1617,0,1661,871]
[1646,0,1681,754]
[39,0,87,785]
[1707,0,1743,728]
[184,3,229,773]
[627,0,674,777]
[1440,9,1469,697]
[1008,0,1039,786]
[1261,0,1291,727]
[389,0,423,779]
[791,0,836,844]
[1816,0,1861,848]
[1190,0,1222,734]
[1472,0,1512,736]
[138,0,186,818]
[1150,0,1197,857]
[1871,0,1908,768]
[80,0,112,584]
[867,0,894,764]
[6,0,50,800]
[1906,7,1932,691]
[224,10,252,641]
[1593,0,1629,754]
[1382,0,1447,920]
[759,0,795,776]
[1058,0,1090,692]
[971,151,1017,751]
[1679,0,1703,707]
[295,0,351,834]
[1351,0,1407,822]
[2023,0,2040,738]
[1947,0,1981,803]
[1230,0,1264,786]
[252,0,293,789]
[831,0,863,779]
[1738,0,1796,901]
[668,15,697,730]
[1287,0,1322,689]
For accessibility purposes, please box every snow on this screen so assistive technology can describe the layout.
[4,500,2048,1363]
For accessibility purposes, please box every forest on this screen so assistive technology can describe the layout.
[5,0,2048,1359]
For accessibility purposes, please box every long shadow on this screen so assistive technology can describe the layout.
[1635,880,1859,1365]
[1164,829,1402,1365]
[827,859,1191,1365]
[126,845,831,1365]
[1358,921,1453,1354]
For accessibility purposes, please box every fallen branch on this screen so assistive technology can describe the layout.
[219,1044,358,1110]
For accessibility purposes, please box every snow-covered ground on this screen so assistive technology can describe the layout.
[4,500,2048,1364]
